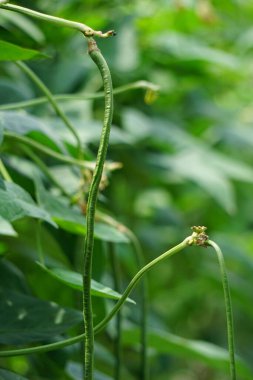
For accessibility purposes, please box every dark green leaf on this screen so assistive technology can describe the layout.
[0,288,82,345]
[0,369,28,380]
[0,260,29,293]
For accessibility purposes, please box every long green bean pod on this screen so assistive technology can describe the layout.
[82,37,113,380]
[208,240,236,380]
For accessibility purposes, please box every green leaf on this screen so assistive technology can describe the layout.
[150,151,236,214]
[0,216,17,236]
[0,288,82,345]
[155,32,239,69]
[0,40,44,61]
[122,328,253,380]
[94,223,129,243]
[0,181,56,226]
[0,369,28,380]
[0,111,66,153]
[35,177,129,243]
[0,260,29,293]
[0,13,45,44]
[37,264,135,304]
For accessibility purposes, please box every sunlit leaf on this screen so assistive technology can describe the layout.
[0,216,17,236]
[0,111,66,152]
[0,181,56,226]
[0,40,44,61]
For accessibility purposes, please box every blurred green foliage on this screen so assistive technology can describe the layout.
[1,0,253,379]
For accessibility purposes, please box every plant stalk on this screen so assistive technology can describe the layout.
[0,81,159,111]
[82,37,113,380]
[0,3,114,37]
[108,243,122,380]
[0,236,191,357]
[208,240,236,380]
[15,61,82,157]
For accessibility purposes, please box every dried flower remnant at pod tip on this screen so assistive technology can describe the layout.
[188,226,209,247]
[83,29,116,38]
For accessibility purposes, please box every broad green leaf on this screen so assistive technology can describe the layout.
[0,40,44,61]
[37,264,135,304]
[94,223,129,243]
[155,32,239,69]
[0,216,17,236]
[0,288,82,345]
[0,369,28,380]
[122,328,253,380]
[35,178,129,243]
[0,111,66,152]
[0,181,56,226]
[150,151,236,214]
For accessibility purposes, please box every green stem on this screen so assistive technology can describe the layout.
[108,243,122,380]
[95,237,190,334]
[15,61,82,157]
[36,220,44,265]
[208,240,236,380]
[3,131,89,169]
[0,3,114,37]
[0,81,159,111]
[124,229,148,380]
[0,158,12,181]
[0,236,191,358]
[82,38,113,380]
[20,145,70,197]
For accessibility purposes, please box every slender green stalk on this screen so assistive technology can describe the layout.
[93,210,149,379]
[95,237,191,334]
[36,220,44,265]
[208,240,236,380]
[4,131,88,169]
[0,81,159,111]
[108,243,122,380]
[0,236,191,358]
[82,37,113,380]
[0,158,12,181]
[0,3,114,37]
[20,145,70,197]
[15,61,82,157]
[124,229,148,380]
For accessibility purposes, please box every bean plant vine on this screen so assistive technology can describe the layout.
[0,3,237,380]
